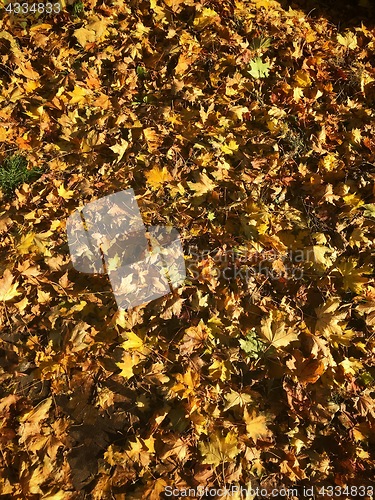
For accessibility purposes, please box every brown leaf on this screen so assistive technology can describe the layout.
[286,350,326,385]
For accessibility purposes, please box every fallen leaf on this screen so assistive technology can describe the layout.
[145,165,172,190]
[243,408,270,442]
[199,430,240,467]
[260,310,298,348]
[0,269,21,302]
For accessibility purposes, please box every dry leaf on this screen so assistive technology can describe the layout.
[260,310,298,348]
[199,431,240,467]
[0,269,21,302]
[243,408,270,441]
[145,166,172,190]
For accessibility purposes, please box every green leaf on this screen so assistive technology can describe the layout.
[362,204,375,219]
[248,57,270,79]
[239,329,266,359]
[136,66,149,79]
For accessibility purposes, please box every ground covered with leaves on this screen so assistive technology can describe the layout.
[0,0,375,498]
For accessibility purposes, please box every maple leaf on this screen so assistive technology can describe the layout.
[74,17,109,48]
[110,139,129,162]
[160,435,190,462]
[362,204,375,219]
[336,257,371,294]
[24,105,44,120]
[286,350,326,385]
[17,231,52,256]
[220,139,239,155]
[208,358,232,382]
[193,8,220,30]
[248,57,270,78]
[19,398,52,445]
[142,479,169,500]
[304,245,335,271]
[224,389,253,411]
[199,430,240,467]
[337,31,358,50]
[239,330,266,359]
[340,357,363,376]
[354,391,375,419]
[116,351,140,380]
[243,408,270,441]
[314,297,348,338]
[57,183,74,200]
[356,287,375,327]
[170,368,200,399]
[68,85,90,105]
[145,166,172,190]
[187,172,216,196]
[280,457,306,481]
[126,437,152,467]
[0,269,21,302]
[121,331,150,355]
[259,310,298,348]
[294,70,312,88]
[179,319,208,355]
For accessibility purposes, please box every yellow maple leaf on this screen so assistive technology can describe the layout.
[110,139,129,162]
[337,31,357,50]
[343,193,364,208]
[199,430,240,467]
[19,398,52,443]
[0,269,21,302]
[132,21,151,38]
[57,184,74,200]
[163,0,185,12]
[224,389,253,411]
[74,27,95,47]
[141,478,168,500]
[24,80,40,93]
[243,408,270,441]
[74,18,108,47]
[170,368,200,399]
[294,70,311,88]
[260,310,298,348]
[145,166,172,190]
[121,331,146,351]
[68,85,89,105]
[116,351,141,380]
[340,357,363,376]
[187,172,216,196]
[175,53,194,76]
[208,358,231,382]
[315,297,348,337]
[193,8,220,30]
[24,105,44,120]
[37,289,51,304]
[220,139,239,155]
[336,257,370,294]
[17,232,36,255]
[319,153,338,172]
[304,245,334,270]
